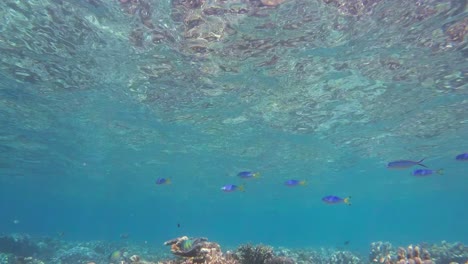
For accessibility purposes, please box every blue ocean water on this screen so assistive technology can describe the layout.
[0,0,467,260]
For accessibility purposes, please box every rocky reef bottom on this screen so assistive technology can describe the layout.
[0,234,466,264]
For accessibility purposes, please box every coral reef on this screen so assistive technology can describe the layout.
[234,244,360,264]
[369,242,432,264]
[330,251,361,264]
[161,239,295,264]
[235,244,275,264]
[52,246,101,263]
[162,236,238,264]
[426,241,468,264]
[0,253,13,264]
[280,247,361,264]
[264,256,295,264]
[370,241,468,264]
[0,253,46,264]
[393,245,433,264]
[0,234,38,257]
[370,241,393,263]
[12,256,45,264]
[164,236,209,258]
[0,233,467,264]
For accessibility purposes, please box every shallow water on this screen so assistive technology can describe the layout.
[0,0,467,259]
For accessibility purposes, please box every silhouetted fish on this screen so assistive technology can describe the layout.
[387,158,427,169]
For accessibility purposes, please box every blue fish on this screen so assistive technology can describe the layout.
[455,153,468,161]
[387,158,427,169]
[322,195,351,205]
[412,169,443,177]
[156,178,171,185]
[221,184,244,192]
[284,179,307,187]
[237,171,260,179]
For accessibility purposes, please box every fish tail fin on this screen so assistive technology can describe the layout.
[417,158,428,168]
[253,172,261,178]
[344,196,352,206]
[166,178,171,184]
[238,185,245,192]
[300,180,307,186]
[437,169,444,175]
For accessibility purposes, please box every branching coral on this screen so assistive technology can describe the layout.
[235,244,275,264]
